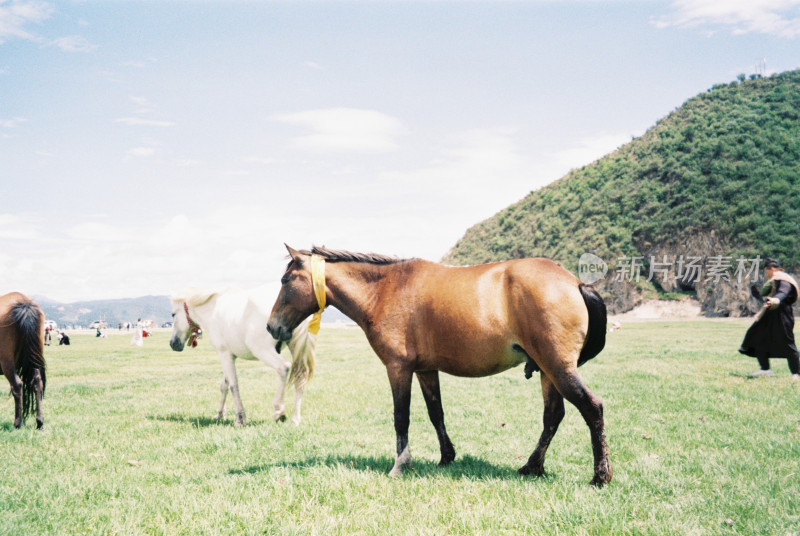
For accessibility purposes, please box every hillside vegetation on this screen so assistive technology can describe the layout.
[443,69,800,314]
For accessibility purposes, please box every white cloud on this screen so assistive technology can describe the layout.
[0,116,27,128]
[52,34,96,52]
[115,117,175,127]
[242,156,276,165]
[655,0,800,38]
[0,213,42,240]
[129,96,153,115]
[0,211,287,301]
[0,0,52,44]
[66,221,131,241]
[550,132,632,174]
[1,124,638,301]
[174,158,202,167]
[126,147,155,158]
[222,169,250,177]
[270,107,403,153]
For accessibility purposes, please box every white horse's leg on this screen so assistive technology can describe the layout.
[290,382,304,426]
[266,355,290,423]
[218,351,246,426]
[272,363,289,423]
[216,372,229,420]
[246,335,291,423]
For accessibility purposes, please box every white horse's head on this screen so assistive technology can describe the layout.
[169,289,216,352]
[168,297,191,352]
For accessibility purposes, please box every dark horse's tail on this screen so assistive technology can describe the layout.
[9,299,46,419]
[577,284,607,367]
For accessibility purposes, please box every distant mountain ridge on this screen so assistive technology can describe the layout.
[36,295,354,329]
[443,69,800,316]
[39,295,173,329]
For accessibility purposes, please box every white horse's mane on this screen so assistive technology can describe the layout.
[170,287,226,308]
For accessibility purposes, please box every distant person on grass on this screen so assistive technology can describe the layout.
[738,258,799,380]
[130,318,144,347]
[58,331,70,346]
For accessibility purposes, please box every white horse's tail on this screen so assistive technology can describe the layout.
[286,317,316,390]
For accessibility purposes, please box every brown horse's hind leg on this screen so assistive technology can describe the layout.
[519,374,565,477]
[33,368,44,429]
[4,369,23,429]
[416,371,455,466]
[387,365,413,477]
[553,372,612,487]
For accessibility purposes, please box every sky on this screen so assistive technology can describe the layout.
[2,0,800,303]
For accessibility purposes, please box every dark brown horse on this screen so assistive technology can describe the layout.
[267,246,611,486]
[0,292,46,429]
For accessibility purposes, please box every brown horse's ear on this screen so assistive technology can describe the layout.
[285,244,301,262]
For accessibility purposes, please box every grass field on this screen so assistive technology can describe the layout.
[1,321,799,535]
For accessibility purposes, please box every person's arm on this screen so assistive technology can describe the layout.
[766,280,794,307]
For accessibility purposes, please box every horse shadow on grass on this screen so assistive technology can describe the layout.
[230,453,553,482]
[148,413,270,428]
[729,372,763,380]
[0,421,17,432]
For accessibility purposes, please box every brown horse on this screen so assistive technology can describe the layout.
[0,292,47,429]
[267,246,611,486]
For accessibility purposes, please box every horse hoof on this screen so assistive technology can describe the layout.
[13,421,21,429]
[518,464,544,477]
[275,414,287,423]
[589,460,612,487]
[589,471,612,487]
[439,450,456,466]
[388,466,404,477]
[36,420,44,430]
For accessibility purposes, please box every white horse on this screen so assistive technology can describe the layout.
[169,285,316,426]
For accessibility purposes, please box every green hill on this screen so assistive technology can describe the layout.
[443,69,800,315]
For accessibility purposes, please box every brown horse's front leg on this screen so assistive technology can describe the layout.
[416,371,455,466]
[519,374,564,477]
[387,365,413,477]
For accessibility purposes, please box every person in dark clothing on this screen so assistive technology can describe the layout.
[58,331,71,346]
[739,258,799,379]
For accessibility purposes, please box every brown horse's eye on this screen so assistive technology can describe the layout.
[280,275,290,285]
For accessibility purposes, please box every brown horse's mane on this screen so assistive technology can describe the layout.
[300,246,413,266]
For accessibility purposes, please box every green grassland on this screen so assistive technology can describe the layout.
[1,322,799,535]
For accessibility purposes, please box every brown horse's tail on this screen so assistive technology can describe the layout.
[578,284,607,367]
[9,299,47,419]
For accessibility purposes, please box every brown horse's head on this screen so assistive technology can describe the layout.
[267,245,319,341]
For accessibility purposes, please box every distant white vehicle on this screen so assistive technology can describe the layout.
[88,321,108,329]
[44,320,57,330]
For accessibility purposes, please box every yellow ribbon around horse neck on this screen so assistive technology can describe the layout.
[308,254,326,335]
